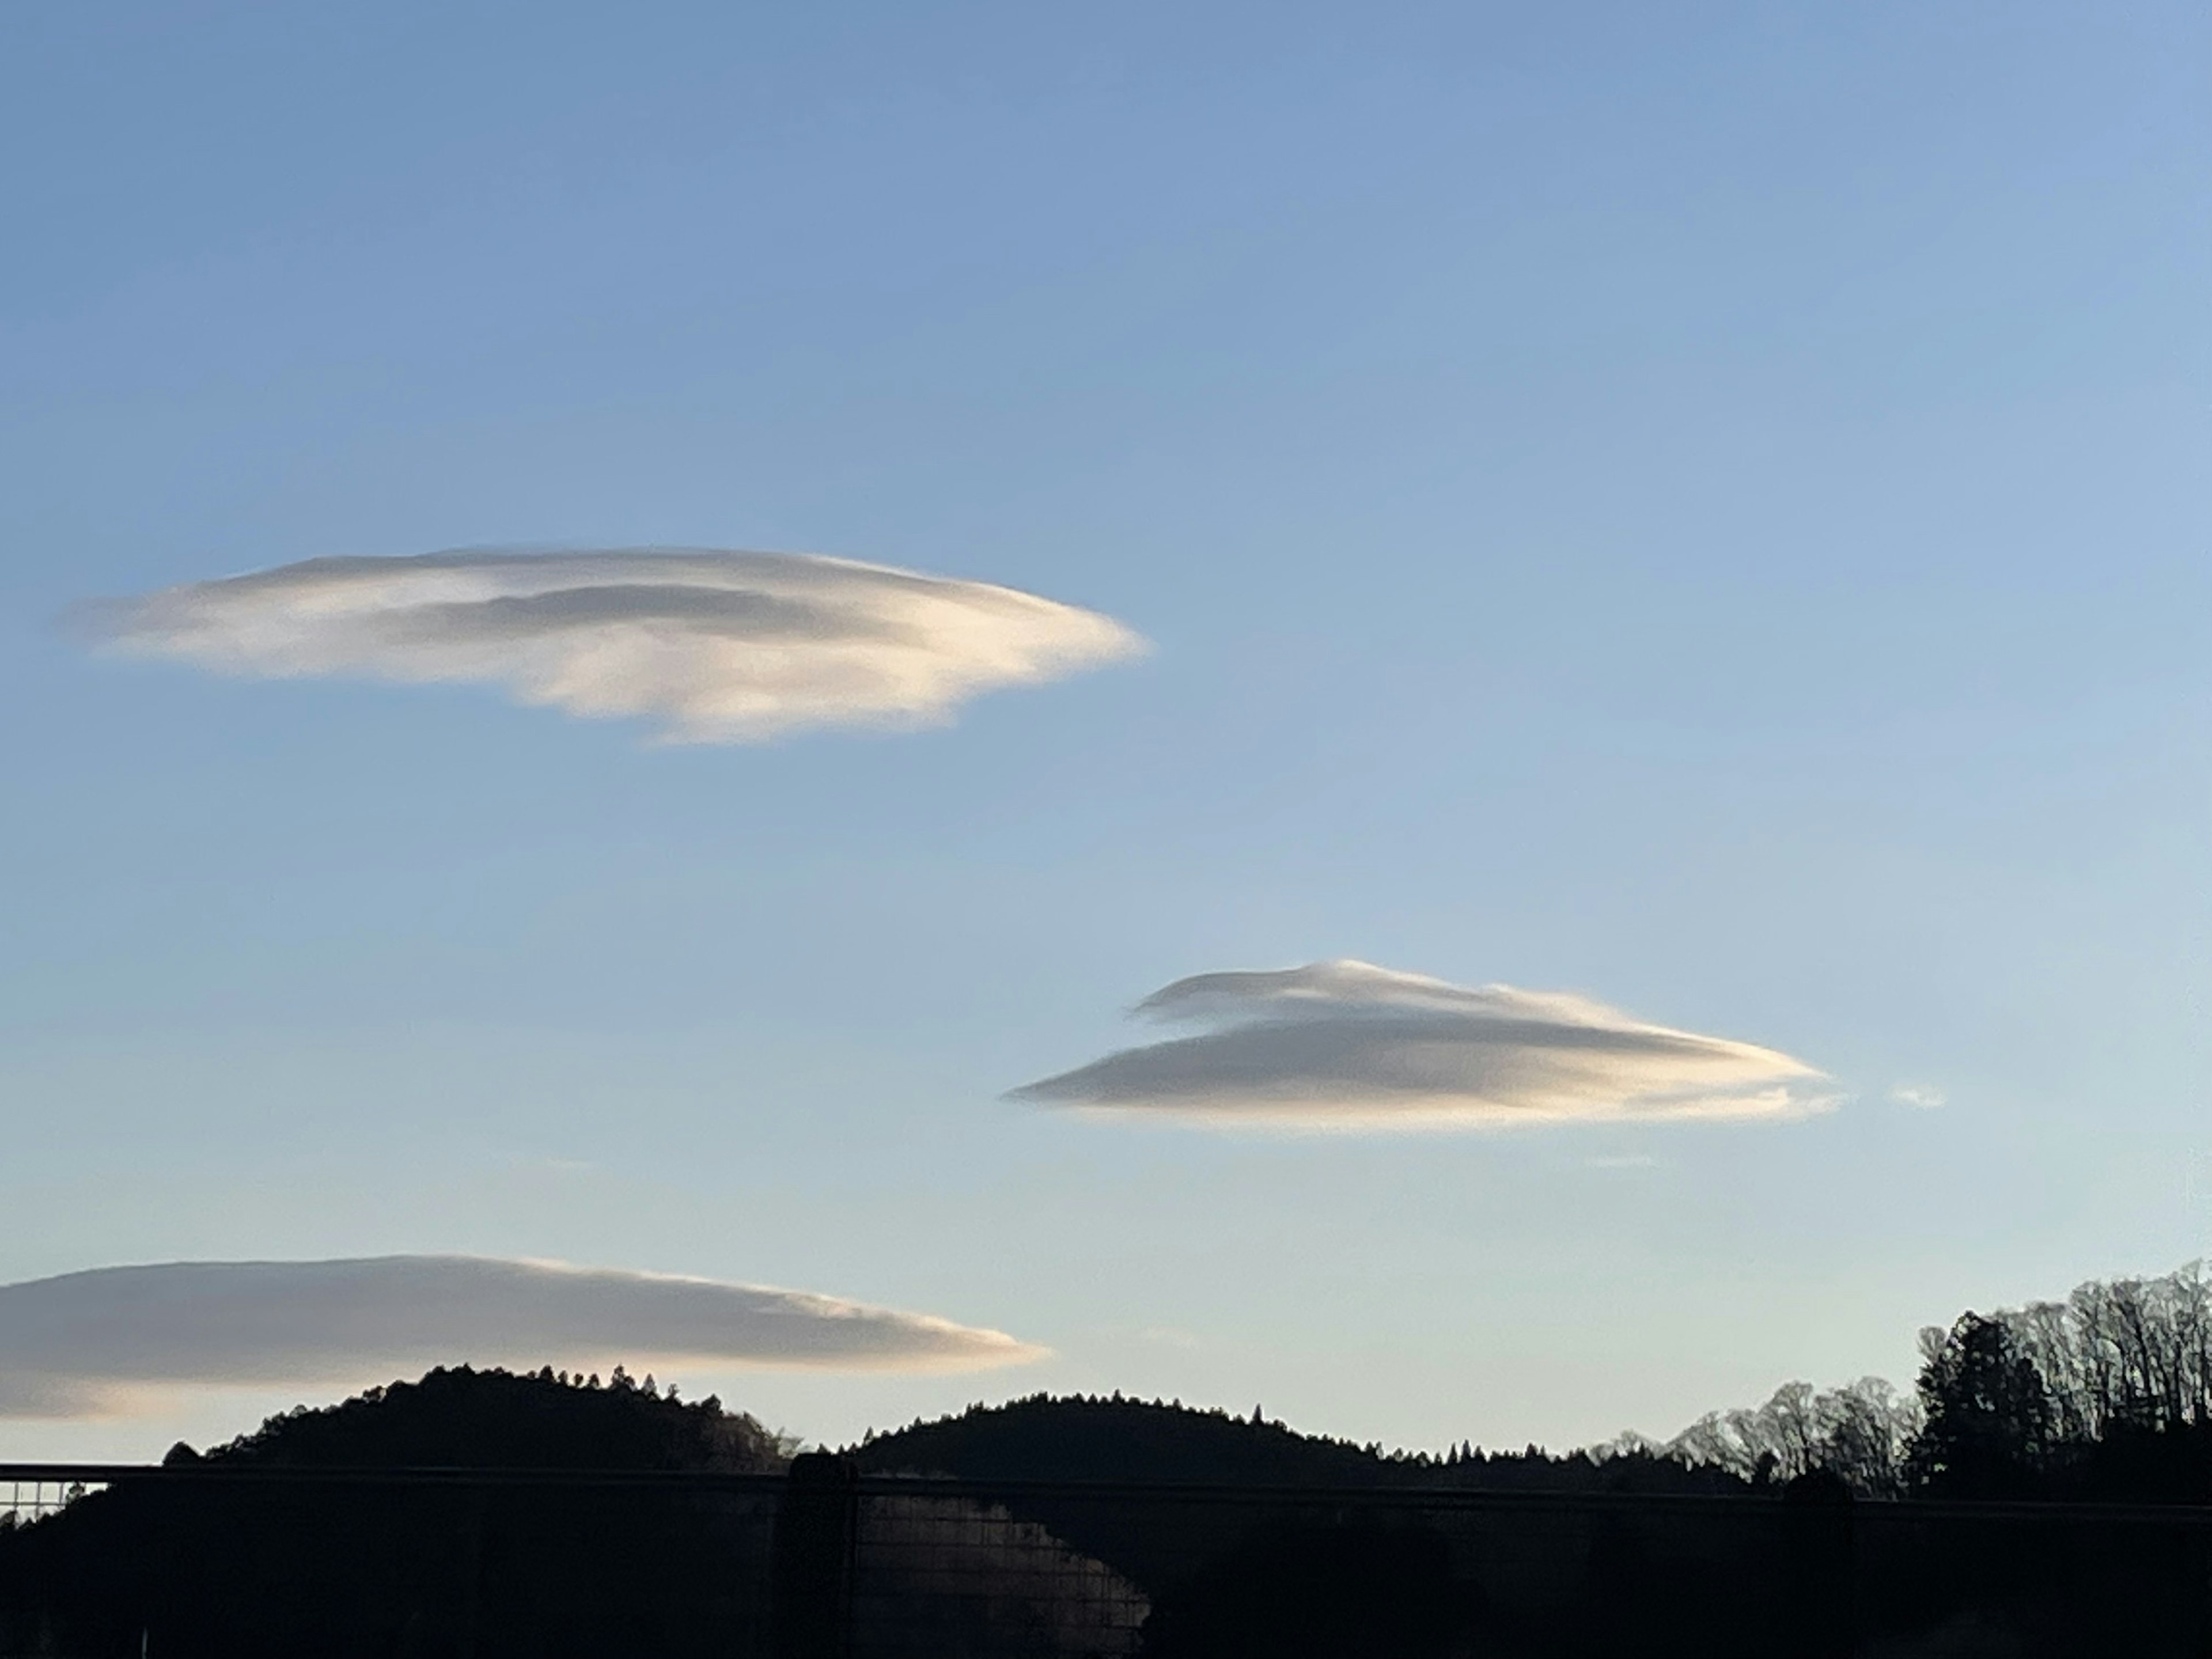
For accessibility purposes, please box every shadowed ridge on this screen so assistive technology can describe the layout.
[193,1362,788,1472]
[846,1392,1752,1495]
[0,1366,791,1659]
[850,1392,1388,1486]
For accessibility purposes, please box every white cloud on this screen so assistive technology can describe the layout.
[1011,959,1828,1130]
[79,548,1145,742]
[1889,1084,1946,1109]
[0,1256,1044,1418]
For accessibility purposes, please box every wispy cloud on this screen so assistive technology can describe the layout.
[1012,960,1827,1131]
[78,548,1145,742]
[0,1256,1044,1418]
[1889,1084,1946,1109]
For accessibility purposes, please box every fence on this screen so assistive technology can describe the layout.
[2,1456,2209,1657]
[0,1482,101,1531]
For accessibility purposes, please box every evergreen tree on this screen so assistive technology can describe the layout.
[1910,1312,2054,1495]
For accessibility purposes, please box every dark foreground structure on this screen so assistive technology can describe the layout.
[5,1454,2209,1658]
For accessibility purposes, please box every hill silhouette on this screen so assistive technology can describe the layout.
[851,1393,1387,1484]
[0,1365,785,1659]
[166,1361,787,1473]
[850,1391,1749,1495]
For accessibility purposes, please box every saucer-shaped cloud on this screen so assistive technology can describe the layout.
[79,548,1145,741]
[1012,959,1826,1130]
[0,1256,1044,1418]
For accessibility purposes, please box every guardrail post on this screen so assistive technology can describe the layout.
[770,1453,856,1659]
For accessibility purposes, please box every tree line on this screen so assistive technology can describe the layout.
[1642,1261,2211,1501]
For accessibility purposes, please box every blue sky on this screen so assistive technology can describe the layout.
[2,0,2207,1458]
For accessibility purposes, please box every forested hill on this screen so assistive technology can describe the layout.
[847,1393,1748,1495]
[164,1364,787,1472]
[0,1368,790,1657]
[850,1395,1385,1485]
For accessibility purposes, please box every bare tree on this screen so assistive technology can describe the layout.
[1662,1378,1921,1496]
[1991,1263,2209,1442]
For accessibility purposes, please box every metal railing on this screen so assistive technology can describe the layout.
[0,1478,101,1529]
[1,1457,2208,1657]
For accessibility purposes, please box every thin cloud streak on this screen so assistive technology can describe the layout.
[78,548,1146,742]
[0,1256,1044,1418]
[1013,960,1828,1131]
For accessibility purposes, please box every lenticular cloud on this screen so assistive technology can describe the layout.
[1012,960,1826,1130]
[0,1256,1044,1418]
[80,548,1145,741]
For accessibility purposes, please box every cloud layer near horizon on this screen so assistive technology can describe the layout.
[80,548,1145,741]
[0,1256,1043,1418]
[1012,960,1825,1130]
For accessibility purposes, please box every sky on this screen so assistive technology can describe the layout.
[1,0,2207,1460]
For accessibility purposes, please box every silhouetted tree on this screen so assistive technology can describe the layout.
[2008,1264,2211,1443]
[1666,1377,1919,1496]
[1910,1313,2054,1497]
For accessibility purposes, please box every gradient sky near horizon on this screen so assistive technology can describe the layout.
[3,1,2207,1459]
